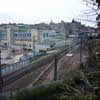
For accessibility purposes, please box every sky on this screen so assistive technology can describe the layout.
[0,0,96,26]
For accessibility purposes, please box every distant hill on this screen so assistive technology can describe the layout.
[0,21,95,34]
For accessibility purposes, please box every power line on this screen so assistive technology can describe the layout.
[75,18,96,23]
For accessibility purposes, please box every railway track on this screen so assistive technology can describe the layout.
[3,63,51,92]
[32,61,54,86]
[1,55,54,91]
[0,40,81,94]
[30,42,81,87]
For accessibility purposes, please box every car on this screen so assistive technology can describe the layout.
[66,53,73,57]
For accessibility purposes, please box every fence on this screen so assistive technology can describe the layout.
[1,59,30,76]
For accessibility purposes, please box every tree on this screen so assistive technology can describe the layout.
[96,0,100,7]
[85,0,100,7]
[83,0,100,29]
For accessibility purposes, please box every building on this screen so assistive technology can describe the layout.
[38,30,64,46]
[0,26,65,52]
[13,29,38,49]
[0,29,38,50]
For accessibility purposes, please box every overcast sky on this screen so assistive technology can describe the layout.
[0,0,96,26]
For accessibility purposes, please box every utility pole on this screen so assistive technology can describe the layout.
[0,49,3,94]
[63,23,66,49]
[80,33,83,69]
[80,36,82,64]
[54,55,57,81]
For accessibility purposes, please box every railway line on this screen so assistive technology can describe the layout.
[28,42,80,87]
[1,55,54,91]
[30,40,82,86]
[32,61,54,86]
[0,39,81,94]
[3,63,52,92]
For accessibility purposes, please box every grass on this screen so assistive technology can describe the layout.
[2,59,99,100]
[29,53,49,64]
[3,38,100,100]
[96,56,100,65]
[8,79,84,100]
[12,39,100,100]
[7,70,97,100]
[29,44,68,65]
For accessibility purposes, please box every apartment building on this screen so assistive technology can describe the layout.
[0,29,38,49]
[13,29,38,49]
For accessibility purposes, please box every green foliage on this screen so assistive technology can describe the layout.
[33,23,49,30]
[96,0,100,7]
[9,75,94,100]
[18,28,28,32]
[11,83,66,100]
[96,56,100,65]
[97,33,100,39]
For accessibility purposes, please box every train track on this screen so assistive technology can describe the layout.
[1,55,54,90]
[29,42,80,87]
[0,40,81,93]
[2,63,52,92]
[32,61,54,86]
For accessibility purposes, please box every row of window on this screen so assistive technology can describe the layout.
[13,33,32,40]
[0,33,7,40]
[13,33,31,37]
